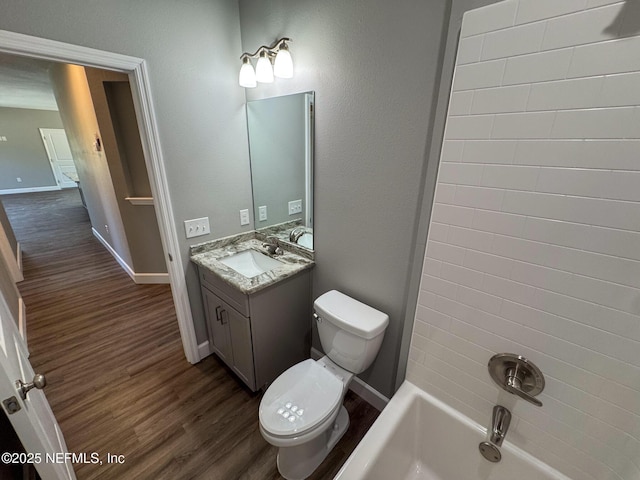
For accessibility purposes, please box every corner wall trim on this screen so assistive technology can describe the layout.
[16,241,22,274]
[198,340,211,359]
[311,347,389,411]
[92,228,170,285]
[0,185,61,195]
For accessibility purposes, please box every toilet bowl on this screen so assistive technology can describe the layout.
[259,290,389,480]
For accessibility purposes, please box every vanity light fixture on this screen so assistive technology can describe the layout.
[239,37,293,88]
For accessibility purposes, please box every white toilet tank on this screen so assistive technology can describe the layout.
[314,290,389,374]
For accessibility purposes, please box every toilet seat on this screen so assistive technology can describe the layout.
[259,359,344,440]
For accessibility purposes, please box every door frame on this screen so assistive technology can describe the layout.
[0,29,199,363]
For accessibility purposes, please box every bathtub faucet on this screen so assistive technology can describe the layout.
[489,405,511,446]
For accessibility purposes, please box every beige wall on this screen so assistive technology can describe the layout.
[50,63,134,270]
[85,68,166,274]
[0,107,64,190]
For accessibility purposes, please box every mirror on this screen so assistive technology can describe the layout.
[246,91,314,250]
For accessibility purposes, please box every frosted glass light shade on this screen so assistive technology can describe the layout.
[274,48,293,78]
[256,53,274,83]
[239,60,256,88]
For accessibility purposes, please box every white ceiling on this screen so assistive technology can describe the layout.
[0,53,58,111]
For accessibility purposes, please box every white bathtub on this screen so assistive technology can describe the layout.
[334,381,571,480]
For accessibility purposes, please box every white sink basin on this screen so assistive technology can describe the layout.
[219,250,283,278]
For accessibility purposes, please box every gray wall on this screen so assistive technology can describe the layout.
[396,0,503,389]
[0,107,63,190]
[247,93,306,228]
[239,0,450,397]
[85,68,166,274]
[0,0,254,343]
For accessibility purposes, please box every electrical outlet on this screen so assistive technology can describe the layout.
[288,199,302,215]
[258,205,268,222]
[105,224,109,234]
[184,217,210,239]
[0,136,7,142]
[16,177,22,183]
[240,209,250,226]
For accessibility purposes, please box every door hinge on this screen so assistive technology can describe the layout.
[3,396,21,414]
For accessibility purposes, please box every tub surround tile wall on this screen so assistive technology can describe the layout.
[407,1,640,480]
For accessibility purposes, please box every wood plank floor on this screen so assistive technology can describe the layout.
[2,189,380,480]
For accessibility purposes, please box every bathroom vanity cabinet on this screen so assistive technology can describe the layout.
[198,266,311,391]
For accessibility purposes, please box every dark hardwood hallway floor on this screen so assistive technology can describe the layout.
[1,189,379,480]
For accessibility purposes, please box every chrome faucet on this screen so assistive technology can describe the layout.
[263,236,283,255]
[489,405,511,446]
[289,226,306,243]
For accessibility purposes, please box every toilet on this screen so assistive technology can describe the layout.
[259,290,389,480]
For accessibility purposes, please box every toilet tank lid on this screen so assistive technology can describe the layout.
[314,290,389,340]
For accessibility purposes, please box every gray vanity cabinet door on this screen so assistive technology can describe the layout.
[203,288,233,365]
[227,309,256,389]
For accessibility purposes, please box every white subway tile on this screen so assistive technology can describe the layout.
[585,224,640,263]
[480,164,539,190]
[522,217,591,252]
[503,48,573,85]
[440,262,485,290]
[527,77,604,111]
[440,140,465,162]
[502,190,567,220]
[481,22,546,61]
[515,0,588,24]
[463,248,514,278]
[456,35,484,65]
[599,381,640,414]
[453,185,504,211]
[431,203,474,228]
[565,271,640,315]
[457,285,503,315]
[492,112,556,139]
[425,241,466,266]
[415,305,451,330]
[428,325,493,365]
[482,274,537,305]
[599,72,640,107]
[447,225,494,253]
[478,217,524,250]
[536,167,605,198]
[446,114,495,140]
[449,91,474,116]
[428,222,449,242]
[421,274,458,300]
[471,85,530,114]
[461,1,518,37]
[568,35,640,78]
[514,139,640,170]
[542,4,625,50]
[462,140,517,164]
[453,59,506,91]
[433,183,456,204]
[551,107,637,139]
[604,171,640,202]
[438,162,484,185]
[423,257,442,277]
[564,195,640,232]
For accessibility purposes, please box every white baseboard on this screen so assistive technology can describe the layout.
[198,340,212,359]
[92,227,168,285]
[0,185,61,195]
[311,347,389,411]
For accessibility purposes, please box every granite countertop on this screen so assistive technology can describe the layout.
[190,232,314,295]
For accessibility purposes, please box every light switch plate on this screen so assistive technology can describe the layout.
[184,217,210,239]
[240,209,250,226]
[288,199,302,215]
[258,205,268,222]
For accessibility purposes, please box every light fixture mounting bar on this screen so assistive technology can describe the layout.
[240,37,292,59]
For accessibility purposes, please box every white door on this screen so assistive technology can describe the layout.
[39,129,78,189]
[0,290,75,479]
